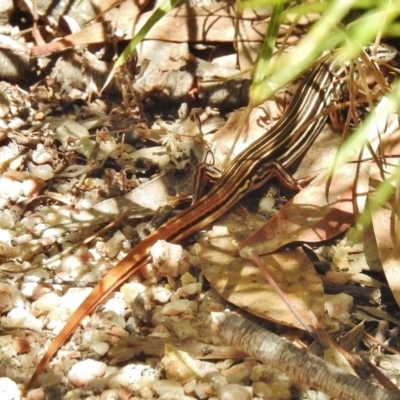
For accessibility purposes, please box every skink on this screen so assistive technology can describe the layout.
[27,43,396,389]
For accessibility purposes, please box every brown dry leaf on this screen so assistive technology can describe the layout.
[33,171,180,240]
[241,162,369,256]
[194,208,324,330]
[30,4,291,57]
[30,0,145,56]
[212,95,289,167]
[369,130,400,308]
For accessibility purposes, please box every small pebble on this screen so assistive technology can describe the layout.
[108,364,159,390]
[106,230,126,258]
[253,381,292,400]
[26,387,44,400]
[31,145,53,164]
[0,377,21,400]
[68,359,107,387]
[325,293,353,322]
[194,381,213,399]
[153,379,184,397]
[28,164,54,181]
[1,308,43,331]
[218,384,252,400]
[151,240,190,277]
[0,211,15,228]
[99,389,124,400]
[177,283,202,298]
[203,371,227,390]
[161,299,190,316]
[258,195,275,213]
[90,341,109,357]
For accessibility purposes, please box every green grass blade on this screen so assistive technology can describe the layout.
[114,0,180,69]
[250,1,284,106]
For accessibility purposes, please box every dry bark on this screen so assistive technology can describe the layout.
[212,312,400,400]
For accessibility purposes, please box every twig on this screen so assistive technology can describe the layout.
[211,312,400,400]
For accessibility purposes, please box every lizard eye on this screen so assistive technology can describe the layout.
[364,46,372,56]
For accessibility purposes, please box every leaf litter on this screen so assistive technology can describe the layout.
[0,1,400,399]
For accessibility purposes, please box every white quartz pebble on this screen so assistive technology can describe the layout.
[0,377,21,400]
[68,359,107,387]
